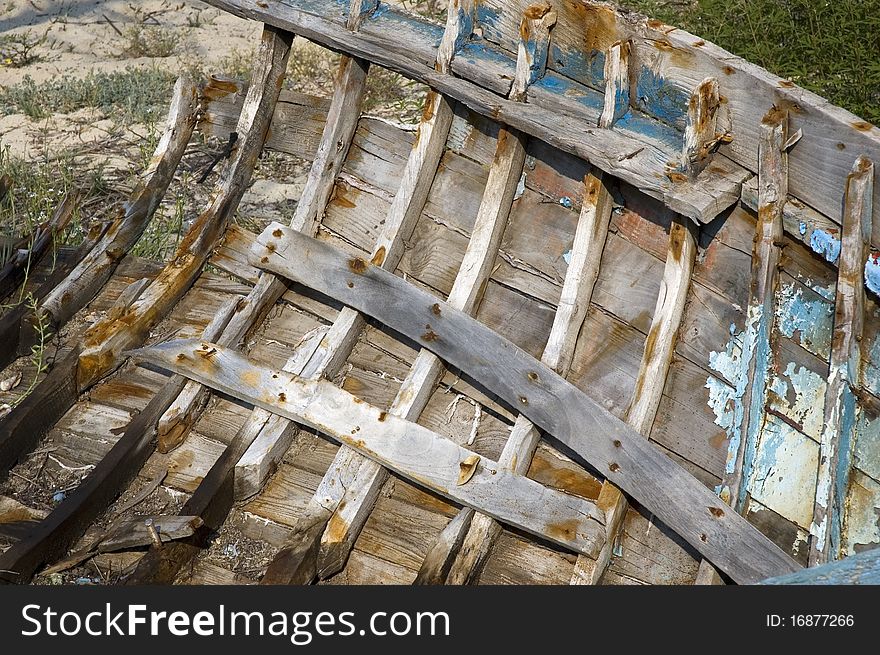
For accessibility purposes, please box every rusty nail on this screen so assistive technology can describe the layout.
[145,518,163,549]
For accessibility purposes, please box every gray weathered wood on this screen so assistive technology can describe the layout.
[129,339,606,556]
[444,170,614,585]
[201,0,749,224]
[762,546,880,585]
[573,215,697,585]
[250,225,801,583]
[810,156,874,565]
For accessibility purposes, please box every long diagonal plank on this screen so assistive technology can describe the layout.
[570,215,697,585]
[0,25,292,479]
[156,3,373,453]
[810,156,874,565]
[0,297,239,584]
[129,340,607,556]
[429,169,613,585]
[250,225,802,584]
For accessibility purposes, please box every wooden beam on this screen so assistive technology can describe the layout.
[509,2,557,102]
[571,215,697,585]
[598,40,630,129]
[721,106,788,514]
[443,170,614,585]
[810,156,874,565]
[201,0,750,224]
[762,546,880,585]
[157,24,371,450]
[76,27,292,392]
[682,77,722,180]
[435,0,474,75]
[0,299,238,584]
[38,76,199,329]
[234,90,456,497]
[250,225,801,583]
[129,339,607,556]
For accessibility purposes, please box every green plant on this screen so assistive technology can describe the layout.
[0,68,177,123]
[0,30,46,68]
[617,0,880,124]
[117,24,181,58]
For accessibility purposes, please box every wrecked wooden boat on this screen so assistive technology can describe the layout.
[1,0,878,586]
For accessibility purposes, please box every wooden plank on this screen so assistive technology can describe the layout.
[0,192,78,303]
[0,298,238,583]
[76,26,293,391]
[444,170,613,585]
[721,108,789,513]
[810,156,874,565]
[234,91,456,500]
[251,225,801,583]
[158,15,374,449]
[508,2,556,102]
[201,0,748,224]
[762,546,880,585]
[39,77,199,328]
[129,339,607,556]
[598,40,629,129]
[574,215,697,585]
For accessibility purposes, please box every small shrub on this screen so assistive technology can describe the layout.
[0,31,46,68]
[117,25,181,58]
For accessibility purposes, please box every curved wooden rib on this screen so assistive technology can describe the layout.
[442,171,614,585]
[156,9,372,453]
[129,340,606,556]
[571,215,696,585]
[0,25,292,479]
[0,192,78,303]
[251,226,801,583]
[810,156,874,565]
[39,77,200,330]
[0,297,238,584]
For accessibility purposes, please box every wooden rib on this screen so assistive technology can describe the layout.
[251,226,801,583]
[310,127,526,583]
[682,77,721,179]
[233,90,455,494]
[0,297,238,584]
[570,215,697,585]
[599,40,630,129]
[721,106,788,514]
[509,2,556,102]
[130,340,607,556]
[127,7,469,585]
[0,192,78,302]
[157,23,370,452]
[0,25,292,481]
[441,170,613,585]
[435,0,475,75]
[810,156,874,565]
[38,77,199,329]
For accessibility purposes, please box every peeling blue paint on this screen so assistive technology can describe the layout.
[456,41,516,72]
[799,221,807,236]
[562,249,572,265]
[559,196,573,209]
[809,229,841,264]
[616,112,684,152]
[865,255,880,298]
[863,335,880,398]
[548,44,605,92]
[767,362,826,440]
[634,66,689,131]
[532,73,605,114]
[775,281,833,360]
[831,385,857,555]
[854,412,880,483]
[475,4,500,35]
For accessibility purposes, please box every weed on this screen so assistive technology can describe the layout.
[0,30,47,68]
[117,25,182,59]
[618,0,880,124]
[0,68,177,123]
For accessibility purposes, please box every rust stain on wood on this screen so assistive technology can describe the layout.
[546,517,580,542]
[348,257,368,274]
[370,246,386,267]
[431,303,441,316]
[528,455,602,499]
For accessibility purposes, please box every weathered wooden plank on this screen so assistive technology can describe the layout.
[721,108,789,512]
[0,297,238,584]
[509,2,556,102]
[76,26,293,391]
[598,40,629,129]
[810,156,874,565]
[574,215,697,585]
[444,170,613,585]
[251,225,801,583]
[682,78,722,179]
[130,340,607,556]
[0,192,77,303]
[762,545,880,585]
[235,92,455,500]
[202,0,748,223]
[39,77,199,328]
